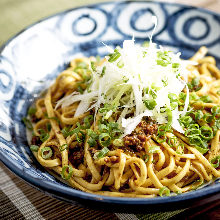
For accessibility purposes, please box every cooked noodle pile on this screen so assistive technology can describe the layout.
[25,46,220,198]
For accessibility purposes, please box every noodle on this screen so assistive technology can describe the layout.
[26,47,220,197]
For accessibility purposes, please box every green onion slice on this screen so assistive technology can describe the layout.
[95,147,110,160]
[46,123,51,132]
[108,50,121,62]
[113,139,124,147]
[200,126,213,140]
[28,107,36,116]
[156,136,167,143]
[144,99,157,110]
[179,115,193,128]
[83,115,93,129]
[168,136,177,147]
[87,129,99,139]
[30,145,39,152]
[22,117,33,130]
[168,93,178,102]
[159,186,170,197]
[91,61,96,71]
[176,143,184,155]
[99,133,111,147]
[101,66,106,76]
[166,108,172,129]
[61,126,71,138]
[88,137,97,147]
[210,156,220,168]
[185,125,201,136]
[203,113,213,123]
[41,147,53,159]
[211,106,220,116]
[61,165,73,180]
[59,144,68,152]
[200,95,213,103]
[142,154,149,163]
[194,110,203,121]
[188,135,208,152]
[194,145,209,154]
[117,60,124,68]
[172,63,180,68]
[162,78,168,87]
[38,129,50,142]
[149,146,160,153]
[176,190,182,195]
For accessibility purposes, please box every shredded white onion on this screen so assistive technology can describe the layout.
[57,36,192,136]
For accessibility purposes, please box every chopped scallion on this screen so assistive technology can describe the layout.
[41,147,53,159]
[59,144,68,152]
[210,156,220,168]
[101,66,106,76]
[99,133,111,147]
[142,154,149,163]
[91,61,96,71]
[61,165,73,180]
[200,95,213,103]
[172,63,180,68]
[194,110,203,121]
[159,186,170,197]
[22,117,33,130]
[30,145,39,152]
[144,99,157,110]
[38,129,50,142]
[95,147,109,160]
[113,138,124,147]
[200,126,213,140]
[149,146,160,153]
[117,60,124,68]
[28,107,36,117]
[108,50,121,62]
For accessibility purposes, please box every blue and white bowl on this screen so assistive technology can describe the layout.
[0,1,219,211]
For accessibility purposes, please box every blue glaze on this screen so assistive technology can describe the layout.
[168,8,220,48]
[183,16,210,41]
[130,8,155,32]
[0,1,219,211]
[72,14,97,36]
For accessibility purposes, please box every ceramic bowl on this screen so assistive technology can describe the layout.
[0,1,219,212]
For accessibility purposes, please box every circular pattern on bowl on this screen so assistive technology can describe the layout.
[0,1,219,210]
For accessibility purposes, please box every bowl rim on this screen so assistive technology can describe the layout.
[0,0,220,207]
[1,0,220,53]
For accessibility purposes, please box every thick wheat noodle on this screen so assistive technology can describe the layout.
[105,168,115,186]
[142,155,175,187]
[84,138,102,181]
[29,48,219,197]
[192,160,213,181]
[114,152,126,189]
[147,154,164,188]
[209,130,220,160]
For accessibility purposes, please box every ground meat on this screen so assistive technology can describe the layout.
[69,146,84,167]
[69,150,84,167]
[123,120,158,152]
[84,174,92,182]
[89,147,98,157]
[136,121,158,135]
[124,134,147,152]
[31,115,39,123]
[104,156,119,163]
[31,136,42,146]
